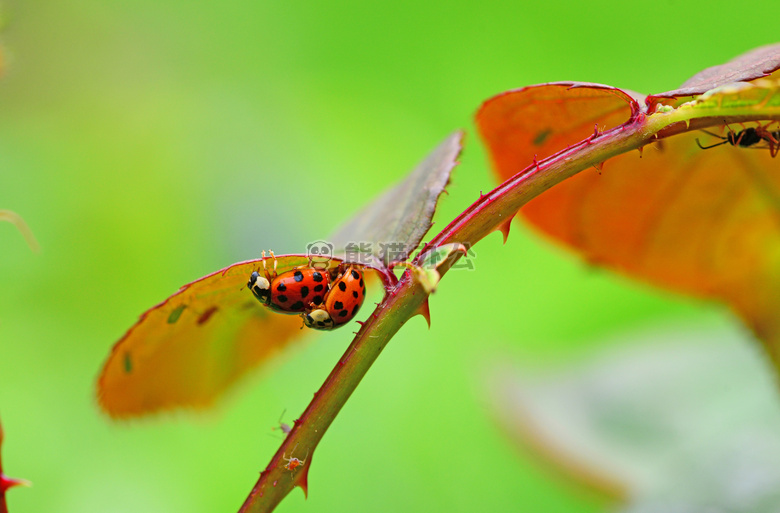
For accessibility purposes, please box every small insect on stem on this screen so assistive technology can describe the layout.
[271,409,292,436]
[282,444,308,472]
[695,123,780,157]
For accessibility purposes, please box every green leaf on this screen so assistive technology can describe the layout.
[487,325,780,512]
[330,131,463,267]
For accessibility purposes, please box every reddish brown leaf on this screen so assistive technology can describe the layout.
[330,131,462,266]
[650,43,780,103]
[97,255,354,418]
[477,45,780,371]
[476,82,640,181]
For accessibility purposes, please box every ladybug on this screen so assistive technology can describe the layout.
[304,266,366,330]
[248,254,329,314]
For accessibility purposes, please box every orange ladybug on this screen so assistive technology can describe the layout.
[248,254,329,314]
[303,266,366,330]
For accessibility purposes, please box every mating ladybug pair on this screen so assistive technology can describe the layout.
[247,254,366,330]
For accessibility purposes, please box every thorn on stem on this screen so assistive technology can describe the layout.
[299,467,310,499]
[415,300,432,329]
[497,219,512,245]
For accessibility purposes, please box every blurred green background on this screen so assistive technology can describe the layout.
[0,1,775,511]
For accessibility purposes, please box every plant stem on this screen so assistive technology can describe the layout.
[239,107,780,512]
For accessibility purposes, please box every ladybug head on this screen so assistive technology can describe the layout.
[248,271,271,305]
[303,308,335,330]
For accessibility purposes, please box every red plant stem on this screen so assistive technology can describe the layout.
[239,111,780,512]
[238,269,425,512]
[238,115,645,512]
[421,113,780,255]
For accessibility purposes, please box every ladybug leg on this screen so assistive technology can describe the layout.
[261,250,278,281]
[261,250,269,278]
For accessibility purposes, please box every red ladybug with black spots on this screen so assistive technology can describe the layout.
[248,255,329,314]
[304,266,366,330]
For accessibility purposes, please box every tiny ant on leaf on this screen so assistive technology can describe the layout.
[696,123,780,157]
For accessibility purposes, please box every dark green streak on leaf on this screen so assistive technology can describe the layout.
[123,352,132,373]
[533,129,552,146]
[167,304,186,324]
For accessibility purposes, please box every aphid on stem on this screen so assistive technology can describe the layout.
[282,444,308,472]
[271,409,292,436]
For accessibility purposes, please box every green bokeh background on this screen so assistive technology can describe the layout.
[0,2,774,511]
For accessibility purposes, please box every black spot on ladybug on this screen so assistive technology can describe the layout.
[317,321,326,327]
[313,272,323,282]
[300,286,309,297]
[291,301,304,310]
[362,286,366,295]
[352,305,359,316]
[277,282,287,292]
[338,282,347,292]
[294,271,304,282]
[351,269,360,279]
[277,295,288,303]
[312,295,323,304]
[314,284,324,292]
[334,301,343,310]
[352,291,358,298]
[359,278,364,288]
[338,310,348,317]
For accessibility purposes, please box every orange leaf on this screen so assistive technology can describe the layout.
[476,82,639,180]
[97,255,344,418]
[477,46,780,368]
